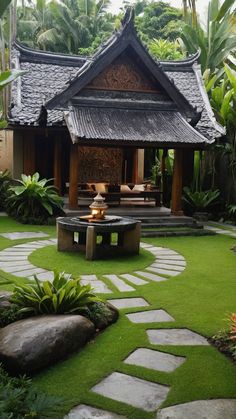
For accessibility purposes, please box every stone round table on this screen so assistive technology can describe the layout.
[57,216,141,260]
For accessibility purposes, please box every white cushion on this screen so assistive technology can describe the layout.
[120,184,131,193]
[132,184,145,192]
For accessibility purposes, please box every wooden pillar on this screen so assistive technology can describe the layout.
[132,148,139,184]
[23,135,36,175]
[69,143,79,209]
[132,149,144,183]
[53,138,62,194]
[171,148,184,216]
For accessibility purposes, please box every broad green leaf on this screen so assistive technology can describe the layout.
[0,0,11,18]
[216,0,235,22]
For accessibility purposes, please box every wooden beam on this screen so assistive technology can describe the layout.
[171,149,184,216]
[69,143,79,209]
[53,138,62,194]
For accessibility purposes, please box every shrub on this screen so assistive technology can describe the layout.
[212,313,236,362]
[0,304,24,328]
[85,301,114,329]
[0,169,11,211]
[6,172,64,224]
[182,187,220,213]
[0,364,63,418]
[10,271,99,315]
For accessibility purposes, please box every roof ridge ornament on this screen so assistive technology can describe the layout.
[121,7,135,30]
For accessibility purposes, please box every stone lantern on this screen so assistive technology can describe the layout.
[89,193,108,220]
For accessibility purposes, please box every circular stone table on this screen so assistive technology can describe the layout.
[57,217,141,260]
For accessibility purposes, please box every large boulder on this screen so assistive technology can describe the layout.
[0,315,95,374]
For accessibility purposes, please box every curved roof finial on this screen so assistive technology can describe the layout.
[121,6,135,29]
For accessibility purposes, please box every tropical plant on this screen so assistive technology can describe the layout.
[180,0,236,73]
[10,271,99,315]
[208,64,236,203]
[0,364,63,418]
[0,303,24,327]
[149,38,183,60]
[17,0,114,54]
[6,172,64,224]
[182,187,220,212]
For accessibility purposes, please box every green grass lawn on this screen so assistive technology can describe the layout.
[0,216,236,418]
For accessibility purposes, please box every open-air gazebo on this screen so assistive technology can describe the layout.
[9,9,224,213]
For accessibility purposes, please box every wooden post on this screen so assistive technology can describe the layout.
[132,149,139,184]
[171,148,184,216]
[53,138,62,194]
[69,143,79,209]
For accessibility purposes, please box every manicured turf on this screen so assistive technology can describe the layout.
[29,245,155,276]
[0,217,236,418]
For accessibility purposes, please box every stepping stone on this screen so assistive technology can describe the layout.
[0,251,32,257]
[156,255,185,261]
[156,399,236,419]
[0,260,34,268]
[80,275,113,293]
[126,309,175,323]
[35,240,56,245]
[135,271,168,282]
[120,274,147,285]
[1,264,36,273]
[107,298,149,309]
[13,244,42,250]
[0,232,49,240]
[11,268,47,278]
[140,243,153,248]
[92,372,170,412]
[29,271,54,282]
[155,259,186,267]
[103,275,135,292]
[66,404,126,418]
[0,256,28,262]
[150,263,185,272]
[147,329,209,346]
[147,267,180,277]
[124,348,185,372]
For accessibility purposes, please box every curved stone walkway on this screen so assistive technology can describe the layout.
[0,235,235,418]
[0,241,186,292]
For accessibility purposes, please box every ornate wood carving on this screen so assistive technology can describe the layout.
[87,57,160,92]
[78,146,123,183]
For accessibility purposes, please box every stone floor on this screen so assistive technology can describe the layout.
[1,230,235,418]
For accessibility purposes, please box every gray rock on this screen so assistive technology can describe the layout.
[156,399,236,419]
[65,404,127,418]
[0,315,95,374]
[0,291,12,310]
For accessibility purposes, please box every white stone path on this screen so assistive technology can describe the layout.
[0,234,234,418]
[0,241,186,291]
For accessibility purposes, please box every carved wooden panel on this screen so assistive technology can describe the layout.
[87,56,160,92]
[78,146,123,183]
